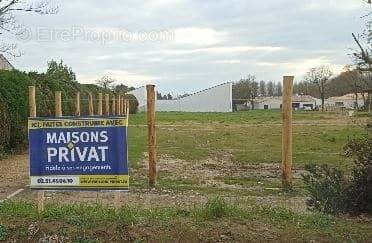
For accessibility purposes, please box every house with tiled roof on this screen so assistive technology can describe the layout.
[0,54,14,70]
[325,93,366,110]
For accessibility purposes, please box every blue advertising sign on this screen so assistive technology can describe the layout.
[28,117,128,190]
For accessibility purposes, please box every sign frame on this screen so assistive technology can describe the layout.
[28,116,129,191]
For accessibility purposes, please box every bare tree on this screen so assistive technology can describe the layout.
[341,66,366,109]
[250,80,259,109]
[259,80,266,97]
[96,75,116,90]
[232,74,258,109]
[0,0,57,56]
[275,82,282,96]
[351,33,372,111]
[304,66,333,112]
[267,81,274,96]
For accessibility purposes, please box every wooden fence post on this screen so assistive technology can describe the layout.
[29,86,44,213]
[120,95,123,115]
[88,93,94,116]
[122,96,125,115]
[122,97,126,115]
[123,98,126,115]
[146,85,157,187]
[55,91,62,117]
[112,95,116,115]
[75,92,81,116]
[282,76,294,189]
[29,86,36,117]
[105,94,110,116]
[98,93,103,116]
[117,95,121,115]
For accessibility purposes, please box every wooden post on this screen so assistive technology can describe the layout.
[29,86,44,213]
[282,76,294,189]
[55,91,62,117]
[147,85,157,187]
[123,98,126,115]
[98,93,103,116]
[88,93,94,116]
[112,95,116,115]
[105,94,110,116]
[29,86,36,118]
[117,95,121,115]
[120,95,123,115]
[123,99,127,115]
[75,92,81,116]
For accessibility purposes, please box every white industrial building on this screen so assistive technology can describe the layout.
[251,95,318,110]
[325,93,366,110]
[129,82,233,112]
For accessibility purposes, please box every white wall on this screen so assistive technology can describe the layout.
[254,98,316,110]
[326,99,365,109]
[254,98,282,109]
[157,83,232,112]
[128,86,147,112]
[130,83,233,112]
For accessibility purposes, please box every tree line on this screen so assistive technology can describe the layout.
[95,75,136,94]
[232,64,372,111]
[232,75,283,109]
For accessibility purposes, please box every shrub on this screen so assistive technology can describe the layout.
[302,164,348,214]
[303,131,372,215]
[0,70,30,152]
[344,136,372,214]
[0,225,7,241]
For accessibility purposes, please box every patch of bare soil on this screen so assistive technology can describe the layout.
[154,151,305,189]
[1,152,307,212]
[0,153,28,199]
[5,218,283,243]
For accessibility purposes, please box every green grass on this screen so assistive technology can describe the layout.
[0,200,371,242]
[130,110,341,125]
[128,110,364,168]
[218,176,281,188]
[157,174,200,191]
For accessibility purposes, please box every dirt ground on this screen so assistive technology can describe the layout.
[0,153,29,200]
[0,152,307,213]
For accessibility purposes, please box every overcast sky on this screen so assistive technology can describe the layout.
[7,0,371,93]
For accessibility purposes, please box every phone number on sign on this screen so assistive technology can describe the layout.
[37,178,74,184]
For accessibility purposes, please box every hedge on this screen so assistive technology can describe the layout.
[0,70,138,156]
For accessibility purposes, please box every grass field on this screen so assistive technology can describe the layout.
[128,110,365,169]
[1,110,371,242]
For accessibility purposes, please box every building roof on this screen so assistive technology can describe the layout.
[292,95,316,102]
[0,54,14,70]
[327,93,366,101]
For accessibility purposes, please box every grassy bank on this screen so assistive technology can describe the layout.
[0,199,371,242]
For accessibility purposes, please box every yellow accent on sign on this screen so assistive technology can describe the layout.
[28,118,127,129]
[79,175,129,187]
